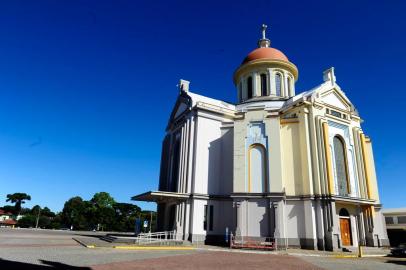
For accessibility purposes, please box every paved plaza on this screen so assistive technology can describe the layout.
[0,228,405,270]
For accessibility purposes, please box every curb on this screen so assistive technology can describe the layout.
[196,247,389,258]
[113,246,195,250]
[72,238,96,249]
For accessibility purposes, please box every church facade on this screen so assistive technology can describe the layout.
[133,25,389,250]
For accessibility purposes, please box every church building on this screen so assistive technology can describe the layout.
[133,25,389,250]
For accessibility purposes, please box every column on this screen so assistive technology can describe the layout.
[283,71,289,97]
[303,200,317,249]
[269,68,276,95]
[273,200,286,248]
[357,206,366,246]
[186,115,195,193]
[252,72,258,97]
[234,201,242,237]
[267,68,273,95]
[315,200,325,250]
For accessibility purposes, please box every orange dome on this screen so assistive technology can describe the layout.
[242,47,289,64]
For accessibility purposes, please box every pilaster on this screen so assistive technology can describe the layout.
[360,134,372,199]
[298,107,314,195]
[322,121,335,195]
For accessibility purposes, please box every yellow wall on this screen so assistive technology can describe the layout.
[281,122,303,195]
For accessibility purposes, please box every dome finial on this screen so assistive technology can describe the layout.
[258,24,271,48]
[261,24,267,39]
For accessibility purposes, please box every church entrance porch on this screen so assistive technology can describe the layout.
[131,191,189,237]
[335,204,363,249]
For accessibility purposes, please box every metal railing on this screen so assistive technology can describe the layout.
[135,230,183,245]
[230,234,276,250]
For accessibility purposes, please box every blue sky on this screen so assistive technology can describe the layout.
[0,0,405,212]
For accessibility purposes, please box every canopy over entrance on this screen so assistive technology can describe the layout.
[131,191,189,203]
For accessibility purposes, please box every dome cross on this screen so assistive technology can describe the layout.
[261,24,268,40]
[258,23,271,48]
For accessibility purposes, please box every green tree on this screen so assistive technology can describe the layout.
[31,205,41,215]
[6,193,31,216]
[91,192,115,208]
[113,203,141,231]
[61,196,91,230]
[49,214,62,229]
[89,192,116,231]
[17,215,36,228]
[41,207,55,217]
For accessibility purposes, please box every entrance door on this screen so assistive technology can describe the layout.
[340,218,351,246]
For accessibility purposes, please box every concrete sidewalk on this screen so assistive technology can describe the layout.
[74,235,390,258]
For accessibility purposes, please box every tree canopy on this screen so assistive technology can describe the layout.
[6,193,31,215]
[3,192,155,232]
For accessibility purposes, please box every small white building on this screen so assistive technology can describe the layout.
[133,25,389,250]
[382,208,406,247]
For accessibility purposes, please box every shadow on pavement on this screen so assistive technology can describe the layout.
[385,259,406,266]
[0,258,91,270]
[76,234,104,239]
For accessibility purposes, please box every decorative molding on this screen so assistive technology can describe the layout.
[280,119,299,125]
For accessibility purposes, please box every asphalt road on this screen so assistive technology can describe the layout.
[0,228,405,270]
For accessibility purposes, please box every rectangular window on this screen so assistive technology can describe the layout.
[203,205,207,230]
[330,110,342,118]
[209,205,214,231]
[397,216,406,224]
[385,216,394,224]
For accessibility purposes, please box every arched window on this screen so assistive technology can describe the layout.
[275,73,282,96]
[339,208,350,217]
[287,77,292,95]
[247,76,253,99]
[333,136,350,196]
[249,144,267,192]
[260,74,268,96]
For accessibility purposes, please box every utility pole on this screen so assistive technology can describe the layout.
[35,207,41,229]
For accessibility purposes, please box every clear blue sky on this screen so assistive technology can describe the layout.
[0,0,405,212]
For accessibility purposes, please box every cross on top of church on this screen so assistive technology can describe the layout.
[261,24,268,40]
[258,23,271,48]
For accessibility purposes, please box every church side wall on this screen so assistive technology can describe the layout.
[205,200,235,244]
[193,113,223,195]
[188,110,235,244]
[220,127,234,195]
[285,201,305,242]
